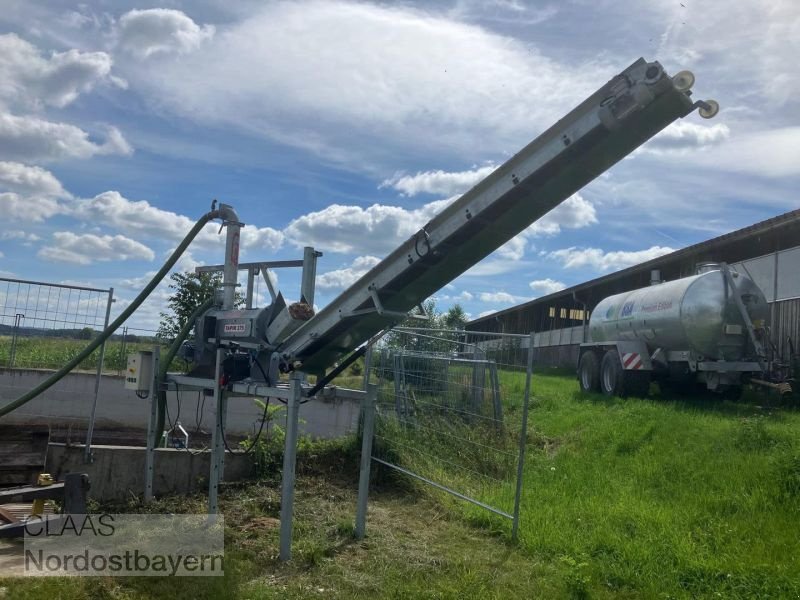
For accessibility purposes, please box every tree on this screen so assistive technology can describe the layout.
[77,327,95,340]
[157,272,223,343]
[443,304,468,330]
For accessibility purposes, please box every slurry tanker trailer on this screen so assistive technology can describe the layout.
[577,263,792,398]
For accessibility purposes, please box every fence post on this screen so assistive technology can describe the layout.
[144,347,161,503]
[279,373,302,561]
[208,347,225,518]
[362,343,373,390]
[84,287,114,463]
[355,383,378,539]
[118,326,128,376]
[512,332,534,542]
[471,347,486,417]
[9,313,24,368]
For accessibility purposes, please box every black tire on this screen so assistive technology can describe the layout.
[600,350,624,397]
[578,351,601,393]
[600,350,651,398]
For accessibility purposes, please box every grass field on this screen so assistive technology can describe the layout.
[0,335,177,373]
[2,371,799,598]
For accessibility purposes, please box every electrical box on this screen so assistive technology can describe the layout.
[125,351,153,392]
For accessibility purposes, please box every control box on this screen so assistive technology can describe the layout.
[125,351,153,392]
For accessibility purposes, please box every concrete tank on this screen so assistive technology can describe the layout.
[589,267,768,360]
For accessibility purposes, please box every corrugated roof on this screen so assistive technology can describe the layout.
[469,207,800,325]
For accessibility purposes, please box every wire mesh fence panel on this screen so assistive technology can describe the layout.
[0,278,113,370]
[366,327,532,526]
[0,277,117,447]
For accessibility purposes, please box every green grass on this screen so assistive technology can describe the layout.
[0,335,180,373]
[371,369,800,597]
[2,372,799,598]
[503,372,800,597]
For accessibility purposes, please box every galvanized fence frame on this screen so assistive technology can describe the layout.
[0,276,114,462]
[355,327,533,540]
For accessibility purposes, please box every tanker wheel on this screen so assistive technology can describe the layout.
[600,350,651,398]
[578,351,600,393]
[600,351,624,397]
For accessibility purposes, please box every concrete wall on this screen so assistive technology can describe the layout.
[0,368,360,439]
[47,443,255,502]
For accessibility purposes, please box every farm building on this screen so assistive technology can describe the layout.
[466,208,800,369]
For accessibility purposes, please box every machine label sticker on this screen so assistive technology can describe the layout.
[620,301,635,318]
[223,323,247,334]
[641,300,673,313]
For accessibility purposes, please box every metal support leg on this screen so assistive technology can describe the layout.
[208,348,224,517]
[301,246,321,306]
[85,287,114,464]
[512,333,534,542]
[279,374,302,561]
[362,344,373,390]
[490,361,503,426]
[144,347,161,503]
[355,384,377,539]
[245,268,255,309]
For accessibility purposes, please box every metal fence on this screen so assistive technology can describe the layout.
[363,327,532,538]
[0,277,117,461]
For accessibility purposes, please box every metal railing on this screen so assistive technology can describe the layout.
[0,276,115,462]
[359,327,533,539]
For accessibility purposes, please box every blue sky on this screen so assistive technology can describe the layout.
[0,0,797,330]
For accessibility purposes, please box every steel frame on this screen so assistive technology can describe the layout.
[144,354,369,560]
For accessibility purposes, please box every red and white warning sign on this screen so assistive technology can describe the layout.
[622,352,643,370]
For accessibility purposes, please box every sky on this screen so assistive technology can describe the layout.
[0,0,797,331]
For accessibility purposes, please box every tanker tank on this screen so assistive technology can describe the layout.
[589,266,768,361]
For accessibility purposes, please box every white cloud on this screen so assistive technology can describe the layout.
[0,33,113,109]
[691,127,800,178]
[317,255,381,290]
[381,164,497,196]
[479,291,525,304]
[549,246,675,272]
[71,191,283,252]
[0,161,67,197]
[496,235,527,261]
[440,290,473,302]
[477,309,498,319]
[284,190,598,259]
[529,278,566,297]
[240,227,285,254]
[652,0,800,111]
[0,231,40,242]
[284,200,450,255]
[37,232,155,265]
[526,194,597,236]
[117,9,215,58]
[0,113,132,162]
[0,192,61,222]
[124,1,605,166]
[649,121,730,151]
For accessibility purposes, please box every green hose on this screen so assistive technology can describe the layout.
[155,295,216,439]
[0,209,224,418]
